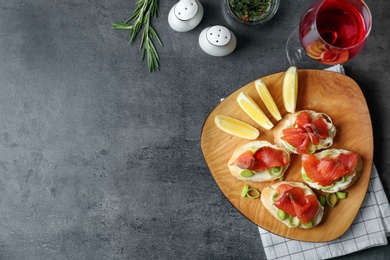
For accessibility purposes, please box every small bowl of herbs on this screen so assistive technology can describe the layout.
[225,0,280,25]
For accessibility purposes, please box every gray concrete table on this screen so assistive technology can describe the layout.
[0,0,388,259]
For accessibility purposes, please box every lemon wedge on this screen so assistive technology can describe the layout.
[283,66,298,113]
[255,79,282,121]
[214,115,260,140]
[236,92,274,130]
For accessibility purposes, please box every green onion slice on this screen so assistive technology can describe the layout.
[270,166,282,176]
[288,215,300,228]
[241,185,260,199]
[272,192,278,203]
[323,151,336,157]
[318,195,326,207]
[247,147,258,152]
[326,193,339,207]
[284,141,296,152]
[320,183,335,191]
[240,170,254,178]
[337,176,347,183]
[247,188,260,199]
[302,173,311,182]
[277,209,288,221]
[303,221,313,228]
[241,185,249,198]
[336,191,348,199]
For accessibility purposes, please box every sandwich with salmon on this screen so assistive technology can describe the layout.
[261,181,324,228]
[301,149,363,193]
[228,141,290,182]
[273,110,336,154]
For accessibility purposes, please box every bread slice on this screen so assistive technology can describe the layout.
[261,181,324,228]
[228,141,290,182]
[273,110,336,154]
[301,149,364,193]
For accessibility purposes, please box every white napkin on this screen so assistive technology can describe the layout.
[258,65,390,260]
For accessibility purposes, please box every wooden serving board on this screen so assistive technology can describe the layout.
[201,69,373,242]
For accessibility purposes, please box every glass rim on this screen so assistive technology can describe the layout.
[313,0,372,50]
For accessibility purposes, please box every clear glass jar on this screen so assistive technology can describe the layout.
[225,0,280,25]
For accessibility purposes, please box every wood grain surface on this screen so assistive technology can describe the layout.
[201,69,373,242]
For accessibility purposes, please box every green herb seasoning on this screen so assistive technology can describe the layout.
[228,0,273,23]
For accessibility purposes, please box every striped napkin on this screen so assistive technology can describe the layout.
[258,65,390,260]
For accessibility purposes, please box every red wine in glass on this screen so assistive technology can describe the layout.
[287,0,371,66]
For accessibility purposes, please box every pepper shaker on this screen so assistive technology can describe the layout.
[198,25,237,57]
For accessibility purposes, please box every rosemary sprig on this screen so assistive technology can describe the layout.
[112,0,162,72]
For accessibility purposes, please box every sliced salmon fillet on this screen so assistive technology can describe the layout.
[274,184,318,224]
[294,110,311,126]
[281,111,329,154]
[233,150,255,169]
[233,147,288,172]
[312,116,329,139]
[302,152,359,186]
[292,194,319,224]
[337,153,358,174]
[281,128,310,154]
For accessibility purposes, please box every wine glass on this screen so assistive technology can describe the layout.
[286,0,372,68]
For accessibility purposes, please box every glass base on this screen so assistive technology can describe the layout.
[286,27,328,69]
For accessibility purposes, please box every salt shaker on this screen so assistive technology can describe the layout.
[168,0,204,32]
